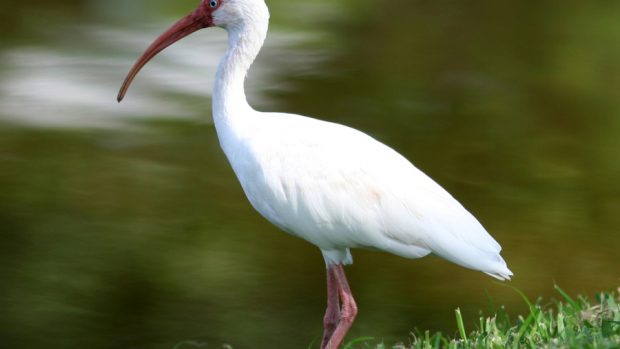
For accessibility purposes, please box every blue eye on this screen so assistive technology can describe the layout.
[209,0,218,7]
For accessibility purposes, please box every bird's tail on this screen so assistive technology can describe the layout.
[483,255,513,281]
[484,268,513,281]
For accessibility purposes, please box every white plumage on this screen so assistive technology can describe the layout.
[118,0,512,347]
[221,111,511,279]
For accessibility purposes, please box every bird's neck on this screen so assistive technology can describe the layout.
[212,21,268,130]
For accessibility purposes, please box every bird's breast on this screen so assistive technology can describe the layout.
[221,128,387,250]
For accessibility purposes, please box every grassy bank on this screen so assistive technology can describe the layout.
[349,286,620,349]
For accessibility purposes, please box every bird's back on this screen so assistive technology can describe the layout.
[221,111,512,280]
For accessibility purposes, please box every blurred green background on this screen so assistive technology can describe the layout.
[1,0,619,348]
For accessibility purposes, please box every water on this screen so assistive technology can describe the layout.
[1,1,619,348]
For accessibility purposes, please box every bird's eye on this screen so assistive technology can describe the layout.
[209,0,218,7]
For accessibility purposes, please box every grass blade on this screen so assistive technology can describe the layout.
[455,308,468,344]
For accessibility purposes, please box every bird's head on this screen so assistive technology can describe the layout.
[211,0,269,29]
[117,0,269,102]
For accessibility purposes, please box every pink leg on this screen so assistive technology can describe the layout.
[325,265,358,349]
[320,266,340,349]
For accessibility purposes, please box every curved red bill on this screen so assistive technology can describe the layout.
[117,9,211,102]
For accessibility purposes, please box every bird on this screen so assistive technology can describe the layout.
[117,0,513,348]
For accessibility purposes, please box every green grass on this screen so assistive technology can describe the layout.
[346,285,620,349]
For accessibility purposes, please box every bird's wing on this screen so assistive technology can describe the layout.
[242,113,512,279]
[357,134,512,280]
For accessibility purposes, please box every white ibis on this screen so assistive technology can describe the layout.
[118,0,513,348]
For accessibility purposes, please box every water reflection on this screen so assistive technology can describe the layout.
[0,22,325,127]
[1,1,619,349]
